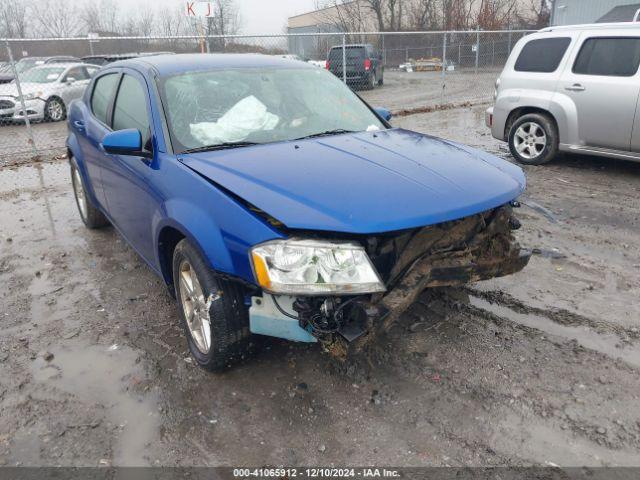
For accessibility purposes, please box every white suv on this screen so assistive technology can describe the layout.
[486,23,640,165]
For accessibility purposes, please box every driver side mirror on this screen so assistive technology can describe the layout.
[102,129,151,158]
[374,107,392,122]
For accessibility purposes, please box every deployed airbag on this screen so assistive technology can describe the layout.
[190,95,279,144]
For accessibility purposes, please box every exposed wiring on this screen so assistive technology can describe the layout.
[272,295,299,320]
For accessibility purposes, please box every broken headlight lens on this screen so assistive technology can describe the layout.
[251,239,386,295]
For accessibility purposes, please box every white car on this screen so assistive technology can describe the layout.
[0,63,99,123]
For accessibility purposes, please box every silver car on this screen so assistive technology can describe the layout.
[486,23,640,165]
[0,63,98,123]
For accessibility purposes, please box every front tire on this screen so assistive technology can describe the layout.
[173,239,253,371]
[508,113,558,165]
[44,97,66,122]
[70,157,109,229]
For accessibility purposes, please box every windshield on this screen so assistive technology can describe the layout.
[160,67,385,153]
[15,59,43,74]
[18,67,65,84]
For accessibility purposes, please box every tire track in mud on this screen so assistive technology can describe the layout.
[373,289,640,462]
[467,288,639,342]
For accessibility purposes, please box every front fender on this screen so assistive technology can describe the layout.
[152,168,286,284]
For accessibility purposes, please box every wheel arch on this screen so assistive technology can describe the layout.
[504,106,558,141]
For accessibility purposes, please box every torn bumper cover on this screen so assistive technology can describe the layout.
[321,205,529,352]
[375,205,529,330]
[250,205,530,352]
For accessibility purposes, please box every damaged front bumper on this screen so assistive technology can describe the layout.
[249,204,530,354]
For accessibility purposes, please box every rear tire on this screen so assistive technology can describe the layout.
[70,157,109,229]
[367,71,376,90]
[173,239,253,371]
[508,113,558,165]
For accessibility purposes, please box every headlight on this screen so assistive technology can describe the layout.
[251,239,386,295]
[22,92,42,101]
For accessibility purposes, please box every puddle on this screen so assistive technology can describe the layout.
[469,296,640,369]
[31,344,160,466]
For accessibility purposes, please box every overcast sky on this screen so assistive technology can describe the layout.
[138,0,318,35]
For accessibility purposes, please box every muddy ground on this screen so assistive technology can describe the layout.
[0,105,639,467]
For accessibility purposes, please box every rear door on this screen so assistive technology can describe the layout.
[559,33,640,151]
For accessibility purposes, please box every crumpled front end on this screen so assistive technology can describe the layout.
[249,204,530,356]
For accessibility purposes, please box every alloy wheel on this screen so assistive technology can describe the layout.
[178,260,212,354]
[72,167,88,221]
[514,122,547,160]
[48,99,64,122]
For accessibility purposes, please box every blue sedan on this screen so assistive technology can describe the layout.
[67,54,529,370]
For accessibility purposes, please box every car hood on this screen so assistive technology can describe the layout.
[0,82,49,97]
[180,128,526,234]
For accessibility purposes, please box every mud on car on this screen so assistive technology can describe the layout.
[67,54,530,370]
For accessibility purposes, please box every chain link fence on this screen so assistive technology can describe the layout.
[0,30,532,165]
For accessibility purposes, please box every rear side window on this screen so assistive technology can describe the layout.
[112,75,150,146]
[573,37,640,76]
[514,37,571,73]
[329,47,365,61]
[91,73,119,125]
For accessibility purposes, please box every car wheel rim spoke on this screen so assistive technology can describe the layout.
[179,261,212,354]
[515,123,545,160]
[73,168,88,219]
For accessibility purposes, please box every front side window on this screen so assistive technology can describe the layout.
[160,67,385,153]
[573,37,640,77]
[91,73,120,125]
[514,37,571,73]
[112,75,151,146]
[65,67,90,82]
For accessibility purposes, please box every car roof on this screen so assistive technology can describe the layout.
[330,44,371,48]
[107,53,315,76]
[31,62,91,70]
[540,22,640,33]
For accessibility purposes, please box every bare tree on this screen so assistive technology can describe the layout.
[476,0,518,29]
[408,0,438,30]
[314,0,371,32]
[0,0,29,38]
[31,0,83,37]
[515,0,550,28]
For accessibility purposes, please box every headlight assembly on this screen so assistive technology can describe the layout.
[22,92,42,101]
[251,239,386,295]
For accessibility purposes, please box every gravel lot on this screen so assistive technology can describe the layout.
[0,68,498,165]
[1,105,639,467]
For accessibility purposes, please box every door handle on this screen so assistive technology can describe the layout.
[565,84,585,92]
[73,120,85,132]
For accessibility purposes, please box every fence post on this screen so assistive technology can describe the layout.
[475,27,480,75]
[382,33,386,68]
[5,40,38,159]
[508,30,513,55]
[342,33,347,84]
[441,32,447,105]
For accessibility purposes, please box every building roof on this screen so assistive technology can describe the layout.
[597,3,640,22]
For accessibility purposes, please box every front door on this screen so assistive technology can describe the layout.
[82,71,121,209]
[100,71,157,264]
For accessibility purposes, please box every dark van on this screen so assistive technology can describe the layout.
[326,44,384,90]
